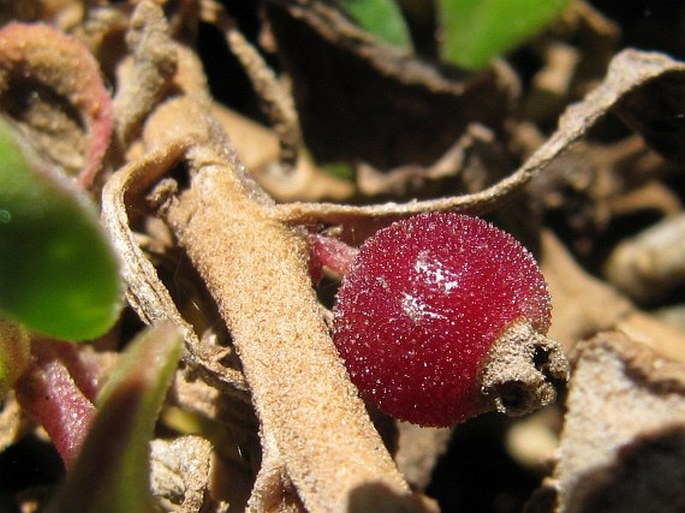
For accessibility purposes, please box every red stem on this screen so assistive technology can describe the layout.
[15,341,97,469]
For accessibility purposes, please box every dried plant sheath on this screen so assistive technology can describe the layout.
[165,148,414,512]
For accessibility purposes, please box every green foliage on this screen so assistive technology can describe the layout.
[0,117,121,340]
[45,323,183,513]
[323,161,355,181]
[338,0,569,67]
[439,0,570,68]
[342,0,414,50]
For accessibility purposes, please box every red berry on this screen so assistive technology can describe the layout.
[332,212,551,427]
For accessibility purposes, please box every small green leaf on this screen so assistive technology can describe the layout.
[322,161,355,181]
[342,0,414,50]
[45,323,183,513]
[0,117,121,340]
[439,0,569,69]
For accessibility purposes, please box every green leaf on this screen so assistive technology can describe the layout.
[0,117,121,340]
[342,0,414,50]
[45,323,183,513]
[439,0,569,69]
[322,161,355,181]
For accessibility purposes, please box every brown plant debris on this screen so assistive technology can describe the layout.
[263,0,518,170]
[548,331,685,513]
[102,5,685,512]
[271,49,685,227]
[164,147,415,512]
[541,229,685,362]
[101,138,248,394]
[604,212,685,304]
[150,435,229,513]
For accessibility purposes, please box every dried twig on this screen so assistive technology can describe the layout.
[112,0,178,147]
[164,144,418,512]
[604,213,685,304]
[104,6,419,506]
[203,0,302,167]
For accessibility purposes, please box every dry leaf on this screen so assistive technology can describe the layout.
[150,435,229,513]
[550,332,685,513]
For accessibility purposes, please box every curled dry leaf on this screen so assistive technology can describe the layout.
[106,5,414,511]
[101,138,248,394]
[101,1,249,396]
[0,22,112,186]
[271,49,685,227]
[546,331,685,513]
[164,147,416,512]
[112,11,417,506]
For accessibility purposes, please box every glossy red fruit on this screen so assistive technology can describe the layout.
[332,212,551,427]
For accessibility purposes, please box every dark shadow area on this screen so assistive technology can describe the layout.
[0,433,64,513]
[590,0,685,59]
[426,413,542,513]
